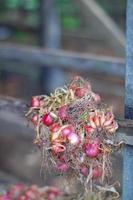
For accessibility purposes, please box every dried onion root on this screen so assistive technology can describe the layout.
[26,76,121,199]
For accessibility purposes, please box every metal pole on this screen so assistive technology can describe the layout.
[40,0,66,94]
[123,0,133,199]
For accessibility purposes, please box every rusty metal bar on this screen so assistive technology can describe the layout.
[122,0,133,199]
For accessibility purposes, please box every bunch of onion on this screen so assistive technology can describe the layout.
[0,185,62,200]
[26,77,120,199]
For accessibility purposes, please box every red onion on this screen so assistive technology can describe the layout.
[61,125,74,137]
[50,123,61,132]
[17,196,26,200]
[48,193,56,200]
[75,83,91,98]
[31,97,40,107]
[0,195,11,200]
[31,115,38,126]
[47,188,61,200]
[91,92,101,103]
[84,125,94,135]
[8,184,24,199]
[42,113,54,126]
[80,165,89,177]
[93,166,102,179]
[58,105,68,120]
[85,141,100,158]
[56,162,69,172]
[67,132,80,145]
[25,190,36,199]
[52,143,66,153]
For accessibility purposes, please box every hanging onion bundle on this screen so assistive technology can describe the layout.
[26,77,121,199]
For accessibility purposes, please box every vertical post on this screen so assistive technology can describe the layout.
[40,0,61,48]
[40,0,66,94]
[123,0,133,199]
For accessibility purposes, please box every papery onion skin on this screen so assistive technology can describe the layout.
[52,143,66,153]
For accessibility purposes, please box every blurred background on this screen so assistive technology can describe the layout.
[0,0,125,191]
